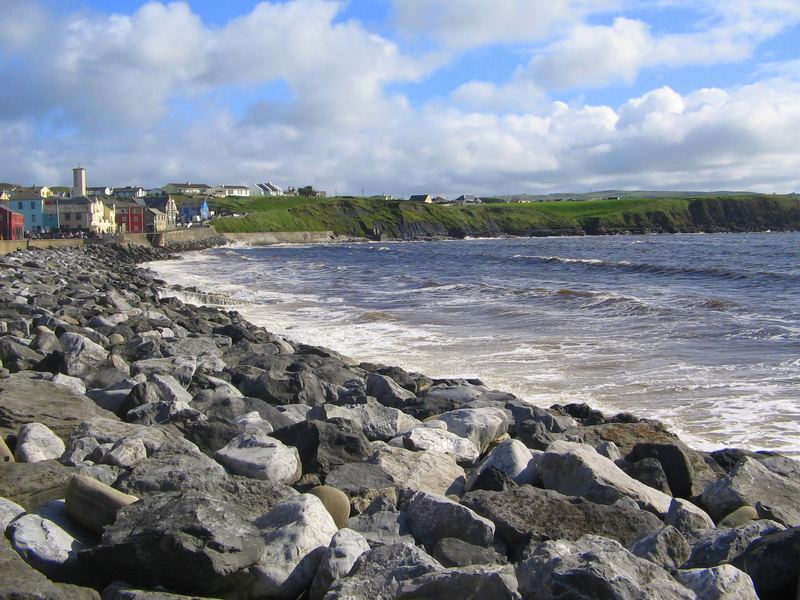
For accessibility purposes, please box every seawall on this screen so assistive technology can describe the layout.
[0,238,92,256]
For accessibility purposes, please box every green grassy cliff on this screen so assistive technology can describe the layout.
[208,195,800,239]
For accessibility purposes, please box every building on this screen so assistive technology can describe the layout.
[143,196,178,229]
[46,196,116,234]
[409,194,433,203]
[178,197,209,222]
[162,182,212,195]
[87,186,113,197]
[7,189,46,232]
[256,181,284,196]
[218,185,251,197]
[454,194,482,204]
[72,167,87,197]
[145,207,167,233]
[114,186,146,199]
[113,198,146,233]
[0,205,24,240]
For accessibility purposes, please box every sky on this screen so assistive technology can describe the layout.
[2,0,800,196]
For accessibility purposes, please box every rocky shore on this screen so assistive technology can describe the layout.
[0,244,798,600]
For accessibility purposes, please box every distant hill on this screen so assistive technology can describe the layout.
[497,190,778,202]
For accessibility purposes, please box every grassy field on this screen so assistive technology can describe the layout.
[207,194,800,237]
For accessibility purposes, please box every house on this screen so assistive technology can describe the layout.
[145,207,167,233]
[0,205,24,240]
[113,186,146,199]
[46,196,116,234]
[113,198,147,233]
[143,196,178,229]
[409,194,433,203]
[0,190,9,202]
[87,186,113,197]
[256,182,284,197]
[163,182,212,195]
[178,197,209,222]
[8,189,46,232]
[219,185,251,197]
[454,194,482,204]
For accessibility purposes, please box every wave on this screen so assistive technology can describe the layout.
[510,254,799,284]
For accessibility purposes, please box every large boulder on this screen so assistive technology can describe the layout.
[627,526,691,572]
[461,486,663,560]
[309,528,371,600]
[403,491,495,551]
[324,542,442,600]
[0,374,118,443]
[395,564,521,600]
[731,526,800,600]
[214,430,301,485]
[247,494,339,599]
[130,356,197,386]
[674,565,759,600]
[433,407,509,453]
[516,535,694,600]
[540,441,675,515]
[701,457,800,526]
[7,512,89,582]
[270,418,373,478]
[390,425,480,466]
[432,537,507,568]
[366,372,417,408]
[0,541,76,600]
[684,519,786,569]
[628,442,696,499]
[59,332,109,381]
[307,400,420,442]
[0,460,75,510]
[324,462,398,513]
[14,422,66,463]
[466,439,538,490]
[78,492,262,596]
[368,442,466,497]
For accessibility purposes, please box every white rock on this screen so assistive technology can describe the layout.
[0,497,26,532]
[234,411,274,435]
[434,407,510,453]
[404,491,495,551]
[14,423,65,463]
[308,401,420,442]
[101,437,148,469]
[148,373,192,404]
[389,425,480,466]
[675,565,759,600]
[368,442,466,496]
[215,431,301,484]
[249,494,339,599]
[466,439,539,490]
[51,373,87,396]
[309,528,371,600]
[541,441,674,515]
[7,513,87,580]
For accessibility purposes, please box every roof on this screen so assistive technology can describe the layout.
[409,194,432,202]
[221,185,250,190]
[179,198,209,208]
[147,207,165,216]
[113,198,146,208]
[167,182,211,189]
[10,190,44,201]
[143,197,172,209]
[257,182,283,192]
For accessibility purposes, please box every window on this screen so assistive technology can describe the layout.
[74,212,80,220]
[17,202,23,209]
[30,201,36,209]
[31,214,36,223]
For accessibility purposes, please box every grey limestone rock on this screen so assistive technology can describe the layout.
[15,422,66,463]
[432,537,507,568]
[466,439,539,491]
[214,430,301,484]
[395,564,521,600]
[684,519,786,569]
[674,565,759,600]
[0,460,75,510]
[403,490,495,551]
[389,425,480,466]
[7,512,89,581]
[366,372,417,408]
[0,495,26,531]
[434,407,510,453]
[627,526,691,572]
[731,526,800,600]
[307,399,420,442]
[368,442,466,497]
[309,527,371,600]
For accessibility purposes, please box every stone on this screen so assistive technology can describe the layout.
[516,535,694,600]
[664,498,716,534]
[0,460,75,510]
[684,520,787,569]
[101,437,148,469]
[214,430,301,484]
[469,466,520,493]
[0,495,26,531]
[59,331,109,380]
[719,505,759,528]
[52,373,87,396]
[65,474,139,534]
[432,537,507,568]
[597,441,622,461]
[0,337,44,372]
[368,442,466,497]
[732,526,800,600]
[101,581,218,598]
[324,542,442,600]
[130,356,197,386]
[366,372,418,408]
[65,417,173,455]
[324,462,398,513]
[391,425,480,466]
[270,418,373,478]
[79,492,262,596]
[308,485,351,529]
[309,528,371,600]
[674,565,759,600]
[540,441,674,515]
[395,564,521,599]
[86,377,145,415]
[14,422,66,463]
[461,486,663,561]
[620,457,672,494]
[702,457,800,526]
[627,526,691,572]
[0,374,118,443]
[347,499,411,546]
[628,442,697,499]
[404,490,495,551]
[107,333,125,346]
[307,400,420,441]
[466,440,538,491]
[190,390,296,431]
[0,540,72,600]
[1,435,14,463]
[247,494,339,599]
[7,512,89,581]
[434,407,509,453]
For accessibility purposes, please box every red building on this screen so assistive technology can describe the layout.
[0,205,24,240]
[113,198,146,234]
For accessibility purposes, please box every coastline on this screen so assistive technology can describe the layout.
[0,243,798,598]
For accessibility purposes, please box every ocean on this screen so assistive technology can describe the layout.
[148,232,800,456]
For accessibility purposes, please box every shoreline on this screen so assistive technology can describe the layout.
[0,244,798,598]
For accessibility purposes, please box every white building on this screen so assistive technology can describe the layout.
[256,181,284,196]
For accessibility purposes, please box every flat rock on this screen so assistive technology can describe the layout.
[0,374,118,443]
[461,485,663,560]
[432,537,507,568]
[516,535,694,600]
[701,456,800,526]
[0,460,75,510]
[0,540,72,600]
[404,491,495,551]
[395,564,521,599]
[368,442,466,497]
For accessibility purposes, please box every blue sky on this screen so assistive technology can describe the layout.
[2,1,800,195]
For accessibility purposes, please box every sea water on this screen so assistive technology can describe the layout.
[148,232,800,455]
